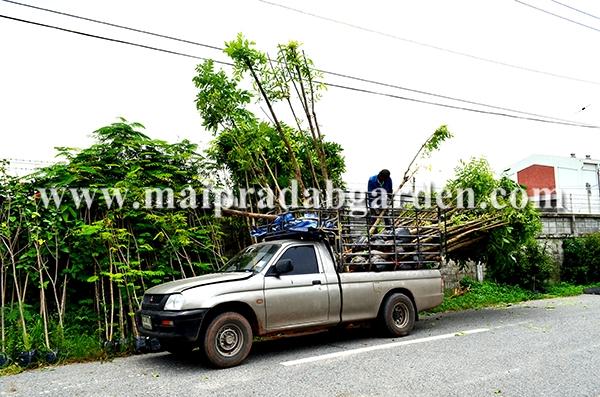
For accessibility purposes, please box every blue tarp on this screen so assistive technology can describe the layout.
[250,212,335,238]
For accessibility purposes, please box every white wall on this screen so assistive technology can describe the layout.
[508,154,600,214]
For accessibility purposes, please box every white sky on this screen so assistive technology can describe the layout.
[1,0,599,190]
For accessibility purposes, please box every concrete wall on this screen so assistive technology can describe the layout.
[540,213,600,237]
[440,259,482,289]
[538,213,600,280]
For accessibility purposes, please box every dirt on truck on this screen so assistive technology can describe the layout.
[136,198,444,368]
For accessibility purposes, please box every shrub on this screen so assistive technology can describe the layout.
[562,232,600,284]
[486,239,554,291]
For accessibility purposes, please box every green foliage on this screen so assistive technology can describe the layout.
[446,158,497,205]
[487,239,554,291]
[562,232,600,284]
[543,282,589,296]
[426,278,595,314]
[429,278,538,313]
[0,120,243,363]
[193,34,346,199]
[445,158,549,289]
[424,125,453,154]
[193,60,253,132]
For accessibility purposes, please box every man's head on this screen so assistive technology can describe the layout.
[377,169,391,182]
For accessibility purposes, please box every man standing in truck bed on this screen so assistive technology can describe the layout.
[367,169,392,226]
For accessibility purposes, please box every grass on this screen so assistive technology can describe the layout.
[0,348,122,377]
[0,364,23,376]
[425,279,600,314]
[0,333,119,377]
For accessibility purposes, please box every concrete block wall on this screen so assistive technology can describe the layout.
[439,259,481,289]
[538,214,600,281]
[540,213,600,237]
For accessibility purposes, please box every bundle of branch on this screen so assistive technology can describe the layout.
[443,211,506,253]
[358,206,507,264]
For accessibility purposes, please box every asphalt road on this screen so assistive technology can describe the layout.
[2,295,600,397]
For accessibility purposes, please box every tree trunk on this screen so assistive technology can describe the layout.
[244,59,307,194]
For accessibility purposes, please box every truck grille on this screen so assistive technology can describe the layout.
[142,294,168,310]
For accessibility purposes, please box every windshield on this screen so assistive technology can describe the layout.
[222,243,281,273]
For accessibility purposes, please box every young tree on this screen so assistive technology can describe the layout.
[193,34,346,212]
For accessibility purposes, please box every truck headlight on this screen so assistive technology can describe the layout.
[164,293,185,310]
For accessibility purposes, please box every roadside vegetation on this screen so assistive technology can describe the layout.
[426,278,600,314]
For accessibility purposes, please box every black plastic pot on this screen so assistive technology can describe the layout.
[16,350,37,367]
[0,352,10,368]
[134,337,147,354]
[45,351,58,364]
[103,340,116,354]
[148,338,162,352]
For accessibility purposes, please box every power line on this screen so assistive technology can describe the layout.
[1,13,599,129]
[257,0,600,86]
[0,0,224,51]
[320,81,600,128]
[514,0,600,33]
[549,0,600,20]
[0,1,586,124]
[318,69,579,124]
[0,14,234,67]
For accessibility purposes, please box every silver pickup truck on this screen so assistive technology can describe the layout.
[136,235,444,368]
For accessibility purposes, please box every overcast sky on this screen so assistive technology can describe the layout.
[1,0,599,189]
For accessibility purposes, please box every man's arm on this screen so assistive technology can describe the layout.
[385,178,393,194]
[367,176,376,193]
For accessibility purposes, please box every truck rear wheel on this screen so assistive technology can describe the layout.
[381,293,415,337]
[202,312,253,368]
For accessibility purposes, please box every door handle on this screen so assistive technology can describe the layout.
[312,280,322,285]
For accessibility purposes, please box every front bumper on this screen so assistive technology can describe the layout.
[135,309,208,342]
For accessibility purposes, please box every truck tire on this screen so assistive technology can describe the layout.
[381,293,415,337]
[202,312,253,368]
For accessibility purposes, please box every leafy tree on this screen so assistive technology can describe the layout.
[193,34,346,212]
[445,158,552,290]
[0,120,242,357]
[562,233,600,284]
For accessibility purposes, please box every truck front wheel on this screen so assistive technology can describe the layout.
[381,293,415,337]
[202,312,253,368]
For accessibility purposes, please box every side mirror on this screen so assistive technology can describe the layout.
[272,259,293,276]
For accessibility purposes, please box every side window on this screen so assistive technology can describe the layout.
[278,246,319,275]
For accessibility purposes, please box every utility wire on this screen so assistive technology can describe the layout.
[1,13,599,129]
[0,0,224,51]
[319,69,579,123]
[0,14,234,67]
[514,0,600,33]
[320,82,600,128]
[0,0,585,124]
[549,0,600,20]
[257,0,600,86]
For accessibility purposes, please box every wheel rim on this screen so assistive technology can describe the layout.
[392,302,409,329]
[215,324,244,357]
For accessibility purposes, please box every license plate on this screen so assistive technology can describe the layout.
[142,315,152,330]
